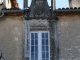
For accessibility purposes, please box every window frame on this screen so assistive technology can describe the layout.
[30,31,50,60]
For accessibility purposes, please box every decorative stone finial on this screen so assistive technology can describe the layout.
[29,0,50,19]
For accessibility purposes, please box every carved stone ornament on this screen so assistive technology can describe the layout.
[10,0,19,8]
[24,0,51,19]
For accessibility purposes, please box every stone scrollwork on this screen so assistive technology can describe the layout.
[24,0,51,19]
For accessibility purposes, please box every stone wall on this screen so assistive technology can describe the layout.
[1,14,80,60]
[0,16,24,60]
[57,15,80,60]
[25,16,80,60]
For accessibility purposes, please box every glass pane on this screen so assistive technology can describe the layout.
[46,59,49,60]
[46,46,48,51]
[35,53,38,58]
[42,46,45,51]
[31,33,34,39]
[31,53,34,59]
[46,52,49,58]
[35,33,38,39]
[46,39,48,45]
[42,59,45,60]
[35,46,38,52]
[35,59,38,60]
[31,46,34,52]
[45,33,48,38]
[31,32,38,60]
[31,32,49,60]
[42,39,45,45]
[31,39,34,40]
[42,33,44,38]
[42,52,45,58]
[35,40,38,45]
[31,58,34,60]
[31,40,34,45]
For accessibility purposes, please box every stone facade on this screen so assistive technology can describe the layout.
[57,14,80,60]
[0,13,80,60]
[0,16,24,60]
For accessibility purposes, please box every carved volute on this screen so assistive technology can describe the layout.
[26,0,50,19]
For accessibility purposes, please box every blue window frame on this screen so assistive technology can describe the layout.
[30,31,50,60]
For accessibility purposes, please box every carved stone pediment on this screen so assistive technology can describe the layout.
[25,0,50,19]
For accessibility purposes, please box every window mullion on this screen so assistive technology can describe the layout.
[34,33,35,60]
[38,31,42,60]
[45,33,46,60]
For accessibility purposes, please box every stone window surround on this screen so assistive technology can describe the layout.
[24,20,59,60]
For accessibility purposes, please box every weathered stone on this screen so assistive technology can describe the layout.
[57,15,80,60]
[24,0,50,19]
[0,16,24,60]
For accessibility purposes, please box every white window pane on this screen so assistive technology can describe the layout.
[35,40,38,45]
[31,33,34,39]
[46,46,49,51]
[42,59,45,60]
[30,31,50,60]
[42,33,44,38]
[35,53,38,58]
[35,33,38,39]
[46,52,49,58]
[31,40,34,45]
[46,39,48,45]
[42,52,45,58]
[31,46,34,52]
[42,46,45,51]
[35,46,38,52]
[31,53,34,59]
[45,33,48,38]
[42,39,45,45]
